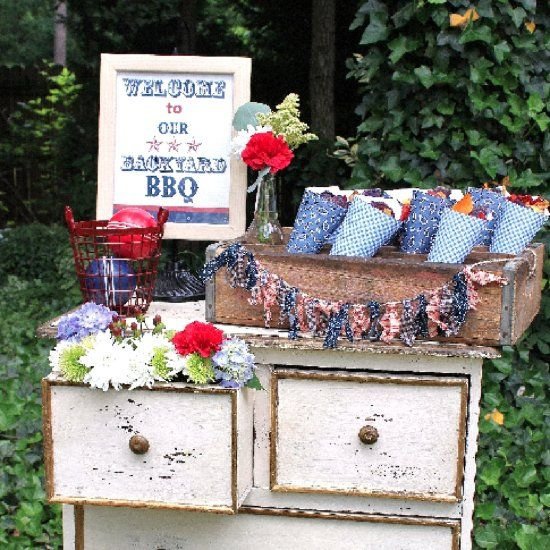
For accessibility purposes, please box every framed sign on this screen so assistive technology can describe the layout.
[97,54,251,240]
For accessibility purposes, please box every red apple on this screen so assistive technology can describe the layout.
[108,208,157,259]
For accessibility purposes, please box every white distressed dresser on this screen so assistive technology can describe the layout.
[42,301,498,550]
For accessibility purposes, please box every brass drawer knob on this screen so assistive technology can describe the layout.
[129,434,150,455]
[358,425,379,445]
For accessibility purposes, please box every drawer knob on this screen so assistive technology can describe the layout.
[129,434,150,455]
[358,425,379,445]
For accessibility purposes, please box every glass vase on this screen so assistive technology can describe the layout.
[246,173,284,245]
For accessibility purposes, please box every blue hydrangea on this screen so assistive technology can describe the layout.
[57,302,115,342]
[212,337,255,389]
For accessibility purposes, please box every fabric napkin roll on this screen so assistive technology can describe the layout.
[468,188,506,246]
[330,199,402,258]
[490,200,547,255]
[287,190,347,254]
[400,191,451,254]
[427,209,485,264]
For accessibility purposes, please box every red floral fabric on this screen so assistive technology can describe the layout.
[172,321,224,358]
[241,131,294,174]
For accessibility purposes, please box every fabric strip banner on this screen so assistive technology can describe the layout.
[201,243,508,349]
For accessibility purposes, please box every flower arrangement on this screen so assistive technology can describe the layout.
[232,93,317,244]
[49,303,260,391]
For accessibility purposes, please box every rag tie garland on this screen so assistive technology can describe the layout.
[200,243,507,349]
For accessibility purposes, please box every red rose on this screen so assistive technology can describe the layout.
[241,131,294,174]
[172,321,224,358]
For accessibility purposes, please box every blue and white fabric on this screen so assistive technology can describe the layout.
[400,191,451,254]
[324,222,343,245]
[330,199,402,258]
[490,200,547,255]
[287,191,347,254]
[427,209,485,264]
[468,188,506,246]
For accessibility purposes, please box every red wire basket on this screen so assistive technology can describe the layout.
[65,206,169,316]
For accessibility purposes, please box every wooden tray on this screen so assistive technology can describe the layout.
[205,231,544,347]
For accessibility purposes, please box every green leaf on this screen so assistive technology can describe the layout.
[479,458,505,486]
[517,0,536,10]
[512,464,538,488]
[510,7,527,28]
[392,70,416,85]
[459,25,493,45]
[360,11,389,45]
[471,147,506,179]
[511,169,544,188]
[493,41,511,63]
[514,524,547,550]
[490,358,513,374]
[466,130,483,146]
[500,115,527,133]
[358,116,384,132]
[245,373,264,390]
[232,102,271,130]
[391,3,415,28]
[379,155,403,182]
[414,66,434,88]
[475,502,497,520]
[533,113,550,132]
[388,36,419,64]
[475,524,501,548]
[527,94,545,114]
[436,101,455,115]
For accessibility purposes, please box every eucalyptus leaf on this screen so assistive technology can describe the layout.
[232,102,271,131]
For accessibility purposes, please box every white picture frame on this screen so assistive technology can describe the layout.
[97,54,251,240]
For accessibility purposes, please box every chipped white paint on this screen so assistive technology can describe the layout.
[79,506,458,550]
[48,381,253,511]
[49,300,486,550]
[236,388,254,508]
[273,371,466,500]
[251,353,482,550]
[61,505,75,549]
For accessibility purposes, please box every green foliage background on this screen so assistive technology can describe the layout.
[346,1,549,548]
[0,64,94,225]
[344,0,549,190]
[0,225,81,548]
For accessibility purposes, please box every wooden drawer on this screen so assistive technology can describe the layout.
[271,370,468,503]
[42,376,253,513]
[67,505,460,550]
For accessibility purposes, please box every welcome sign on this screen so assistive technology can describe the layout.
[97,55,250,240]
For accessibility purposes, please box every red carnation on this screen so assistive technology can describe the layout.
[172,321,224,358]
[241,131,294,174]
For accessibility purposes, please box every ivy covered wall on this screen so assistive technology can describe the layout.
[345,2,549,547]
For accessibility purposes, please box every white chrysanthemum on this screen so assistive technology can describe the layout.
[81,330,158,391]
[230,124,272,156]
[134,332,173,382]
[49,335,95,375]
[81,331,126,390]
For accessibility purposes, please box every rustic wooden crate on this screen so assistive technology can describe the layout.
[205,231,544,347]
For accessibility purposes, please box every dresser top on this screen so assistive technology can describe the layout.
[38,300,500,359]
